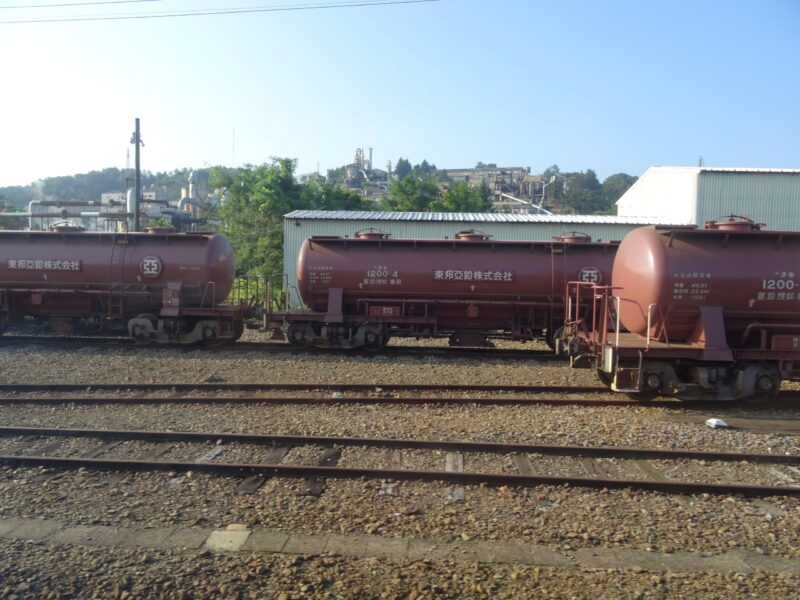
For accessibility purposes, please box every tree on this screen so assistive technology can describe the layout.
[563,169,603,213]
[541,164,564,203]
[211,158,302,277]
[300,173,373,211]
[602,173,638,209]
[0,186,34,210]
[394,157,412,180]
[413,160,437,176]
[431,181,492,212]
[0,196,24,229]
[381,174,440,211]
[475,162,497,169]
[326,166,345,185]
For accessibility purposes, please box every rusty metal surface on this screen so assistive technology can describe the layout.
[2,394,799,409]
[297,235,617,330]
[612,225,800,342]
[0,383,606,393]
[0,395,657,407]
[1,426,798,465]
[1,453,798,498]
[0,230,235,319]
[0,335,561,360]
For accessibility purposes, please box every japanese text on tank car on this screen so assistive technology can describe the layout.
[7,259,82,271]
[433,269,513,282]
[362,265,401,286]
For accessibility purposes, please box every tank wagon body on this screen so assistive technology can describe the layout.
[562,217,800,400]
[0,226,247,344]
[273,230,618,349]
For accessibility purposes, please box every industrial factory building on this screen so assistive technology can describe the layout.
[281,210,677,291]
[617,167,800,227]
[2,173,216,232]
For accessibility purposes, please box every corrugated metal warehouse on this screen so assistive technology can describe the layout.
[282,210,676,291]
[617,167,800,226]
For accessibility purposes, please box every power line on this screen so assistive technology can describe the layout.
[0,0,161,9]
[0,0,440,23]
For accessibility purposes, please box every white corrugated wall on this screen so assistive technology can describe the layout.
[697,172,800,229]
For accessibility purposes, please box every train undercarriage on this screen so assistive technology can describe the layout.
[592,356,785,401]
[274,314,550,351]
[0,289,247,346]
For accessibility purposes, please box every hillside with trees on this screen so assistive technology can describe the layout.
[0,167,213,210]
[0,158,639,277]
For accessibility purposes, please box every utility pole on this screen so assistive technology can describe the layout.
[131,118,143,231]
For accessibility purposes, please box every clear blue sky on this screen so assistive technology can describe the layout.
[1,0,798,187]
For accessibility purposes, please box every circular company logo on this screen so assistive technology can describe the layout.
[579,266,601,284]
[140,256,163,278]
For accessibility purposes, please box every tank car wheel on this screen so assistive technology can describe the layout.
[232,319,245,342]
[130,314,158,345]
[202,328,227,348]
[363,330,387,352]
[287,324,312,349]
[545,326,564,351]
[596,369,613,388]
[625,391,659,401]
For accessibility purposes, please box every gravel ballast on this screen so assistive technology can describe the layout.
[0,337,799,598]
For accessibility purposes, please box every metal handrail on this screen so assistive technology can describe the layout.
[614,296,621,347]
[646,303,657,349]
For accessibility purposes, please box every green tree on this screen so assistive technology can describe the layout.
[563,169,604,213]
[601,173,638,209]
[211,158,302,277]
[541,164,564,203]
[431,181,492,212]
[381,174,440,211]
[0,186,34,210]
[394,158,412,180]
[0,196,24,229]
[412,160,437,176]
[475,162,497,169]
[300,173,373,211]
[326,166,346,185]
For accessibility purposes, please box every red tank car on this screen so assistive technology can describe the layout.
[0,226,245,344]
[274,230,617,349]
[563,216,800,401]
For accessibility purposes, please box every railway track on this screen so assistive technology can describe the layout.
[1,425,798,498]
[0,334,557,361]
[0,382,606,394]
[1,382,798,408]
[1,392,799,410]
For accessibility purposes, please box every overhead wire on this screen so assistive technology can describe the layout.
[0,0,440,24]
[0,0,161,9]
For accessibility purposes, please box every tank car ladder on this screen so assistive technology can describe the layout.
[108,234,127,320]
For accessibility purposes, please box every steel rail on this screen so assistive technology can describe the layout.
[1,395,797,410]
[0,453,797,498]
[0,336,558,360]
[0,395,653,407]
[2,426,798,465]
[0,383,606,393]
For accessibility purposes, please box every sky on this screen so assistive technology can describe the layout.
[0,0,798,187]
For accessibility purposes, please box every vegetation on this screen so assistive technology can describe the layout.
[0,167,212,209]
[541,164,637,214]
[211,159,372,277]
[0,156,639,274]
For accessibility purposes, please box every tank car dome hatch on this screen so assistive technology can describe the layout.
[703,215,765,231]
[355,229,391,240]
[553,231,592,243]
[49,223,85,233]
[455,230,492,241]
